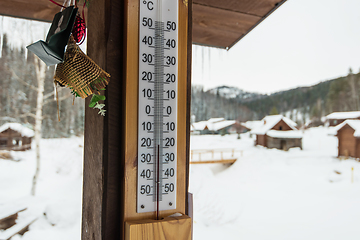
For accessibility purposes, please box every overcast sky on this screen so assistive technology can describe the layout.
[191,0,360,94]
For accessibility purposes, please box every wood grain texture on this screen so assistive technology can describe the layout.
[0,0,88,23]
[194,0,283,16]
[0,0,285,49]
[125,216,192,240]
[185,0,192,216]
[190,159,237,164]
[0,0,58,22]
[104,0,123,239]
[192,3,261,48]
[81,0,114,239]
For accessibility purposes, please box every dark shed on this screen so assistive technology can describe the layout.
[335,120,360,158]
[0,123,34,151]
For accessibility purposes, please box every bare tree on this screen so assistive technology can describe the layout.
[31,57,46,196]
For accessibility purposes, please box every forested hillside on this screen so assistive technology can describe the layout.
[191,70,360,125]
[191,85,254,122]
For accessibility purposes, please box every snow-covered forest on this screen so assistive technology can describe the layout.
[0,16,84,138]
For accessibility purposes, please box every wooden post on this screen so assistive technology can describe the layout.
[82,0,192,239]
[82,0,125,239]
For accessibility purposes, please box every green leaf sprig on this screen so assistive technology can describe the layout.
[89,93,106,116]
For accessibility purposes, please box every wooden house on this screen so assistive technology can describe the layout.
[325,111,360,127]
[0,123,34,151]
[251,115,302,150]
[334,120,360,158]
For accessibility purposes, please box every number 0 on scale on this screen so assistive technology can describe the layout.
[137,0,178,213]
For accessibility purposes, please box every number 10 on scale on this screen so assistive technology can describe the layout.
[137,0,178,214]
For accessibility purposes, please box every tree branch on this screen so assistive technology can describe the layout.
[8,66,38,91]
[18,112,38,120]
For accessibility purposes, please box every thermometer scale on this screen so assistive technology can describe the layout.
[137,0,179,215]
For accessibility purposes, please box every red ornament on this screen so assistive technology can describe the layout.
[72,15,86,45]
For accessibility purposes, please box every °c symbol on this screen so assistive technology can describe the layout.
[147,1,154,10]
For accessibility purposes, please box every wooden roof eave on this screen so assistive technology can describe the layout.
[0,0,287,50]
[192,0,287,49]
[227,0,286,50]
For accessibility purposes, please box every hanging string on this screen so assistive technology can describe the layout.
[49,0,87,44]
[55,82,61,122]
[49,0,66,8]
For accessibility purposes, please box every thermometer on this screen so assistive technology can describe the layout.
[137,0,178,215]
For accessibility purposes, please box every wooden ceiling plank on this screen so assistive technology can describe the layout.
[192,24,240,49]
[0,0,285,49]
[192,3,261,48]
[0,0,63,22]
[193,0,283,17]
[193,4,261,34]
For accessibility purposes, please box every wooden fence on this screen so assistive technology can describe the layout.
[190,148,242,164]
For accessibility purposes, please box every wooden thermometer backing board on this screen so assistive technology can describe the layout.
[123,0,190,234]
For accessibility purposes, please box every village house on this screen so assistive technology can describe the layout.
[334,120,360,158]
[0,123,34,151]
[191,118,236,135]
[325,111,360,127]
[251,115,303,150]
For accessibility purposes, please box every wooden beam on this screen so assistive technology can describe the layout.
[82,0,122,239]
[83,0,191,239]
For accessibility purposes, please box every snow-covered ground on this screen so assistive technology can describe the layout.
[0,137,83,240]
[1,127,360,239]
[190,127,360,240]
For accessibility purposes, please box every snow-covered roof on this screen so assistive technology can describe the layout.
[326,111,360,120]
[191,118,236,132]
[251,115,297,135]
[267,130,303,139]
[333,120,360,137]
[242,120,263,130]
[207,120,236,131]
[0,123,35,137]
[191,121,208,131]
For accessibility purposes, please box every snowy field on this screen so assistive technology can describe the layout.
[1,127,360,239]
[0,137,83,240]
[190,127,360,240]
